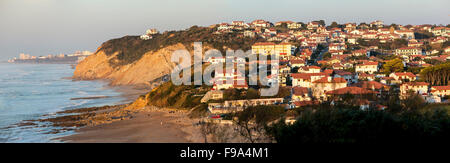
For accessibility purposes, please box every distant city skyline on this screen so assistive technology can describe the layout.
[0,0,449,61]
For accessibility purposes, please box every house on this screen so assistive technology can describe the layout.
[251,19,271,28]
[213,78,248,90]
[316,26,327,33]
[307,22,321,30]
[146,28,158,35]
[312,77,348,100]
[445,47,450,54]
[275,43,296,58]
[352,49,368,56]
[430,36,448,44]
[140,34,151,40]
[362,32,378,39]
[400,82,429,97]
[408,39,423,47]
[232,21,245,26]
[358,73,375,81]
[389,72,416,82]
[287,22,302,29]
[291,73,327,88]
[347,37,358,44]
[224,98,284,108]
[431,85,450,97]
[217,23,232,30]
[332,63,344,70]
[265,28,277,35]
[243,30,256,37]
[329,43,347,51]
[297,66,321,73]
[395,47,422,56]
[290,59,306,68]
[212,69,248,90]
[355,62,378,74]
[394,30,415,39]
[431,27,447,36]
[251,42,295,57]
[378,28,391,34]
[344,23,357,31]
[333,70,358,84]
[292,87,311,101]
[252,42,276,55]
[206,56,225,64]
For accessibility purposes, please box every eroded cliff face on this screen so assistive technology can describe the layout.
[73,43,189,88]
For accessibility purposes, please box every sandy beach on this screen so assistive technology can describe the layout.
[59,107,203,143]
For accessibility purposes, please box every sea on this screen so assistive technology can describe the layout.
[0,63,127,142]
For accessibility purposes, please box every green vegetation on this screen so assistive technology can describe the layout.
[419,62,450,86]
[382,58,404,74]
[414,31,433,39]
[267,104,450,144]
[146,81,210,109]
[322,52,331,60]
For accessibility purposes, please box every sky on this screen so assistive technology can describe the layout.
[0,0,449,61]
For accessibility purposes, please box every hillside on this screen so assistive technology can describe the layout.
[73,26,263,88]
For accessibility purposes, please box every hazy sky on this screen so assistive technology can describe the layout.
[0,0,448,61]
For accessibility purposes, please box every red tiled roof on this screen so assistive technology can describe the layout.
[292,87,309,95]
[402,82,429,86]
[313,77,347,83]
[326,87,377,95]
[291,73,326,80]
[431,85,450,91]
[351,81,388,90]
[291,59,305,64]
[393,72,416,78]
[358,61,378,66]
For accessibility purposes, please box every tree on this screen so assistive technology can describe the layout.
[419,62,450,86]
[246,88,260,99]
[199,119,218,143]
[329,21,339,29]
[233,105,285,143]
[323,52,332,60]
[383,58,404,74]
[210,124,236,143]
[401,90,426,112]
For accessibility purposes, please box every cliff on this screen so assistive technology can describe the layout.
[73,43,185,88]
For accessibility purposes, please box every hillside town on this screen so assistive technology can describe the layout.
[154,20,450,115]
[8,51,93,64]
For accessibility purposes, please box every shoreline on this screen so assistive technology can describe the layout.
[10,67,202,143]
